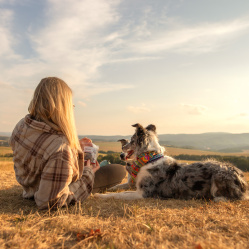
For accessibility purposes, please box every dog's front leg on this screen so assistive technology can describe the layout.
[107,182,130,191]
[94,191,143,200]
[108,174,136,191]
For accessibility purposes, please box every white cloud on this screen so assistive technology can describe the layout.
[77,101,87,107]
[238,112,249,117]
[0,9,16,58]
[181,103,208,115]
[122,17,249,54]
[74,82,134,99]
[1,2,249,111]
[2,2,249,89]
[0,0,127,91]
[105,56,161,64]
[228,112,249,120]
[29,0,120,81]
[127,104,151,114]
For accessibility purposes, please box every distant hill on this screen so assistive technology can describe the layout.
[158,132,249,152]
[0,132,11,137]
[2,132,249,153]
[80,132,249,153]
[0,135,10,146]
[79,135,130,142]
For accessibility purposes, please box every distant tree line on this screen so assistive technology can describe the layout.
[0,153,13,157]
[98,150,116,154]
[1,150,249,171]
[0,136,10,147]
[98,153,125,165]
[0,141,9,146]
[98,153,249,171]
[175,154,249,171]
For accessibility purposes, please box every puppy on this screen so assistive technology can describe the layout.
[95,124,249,201]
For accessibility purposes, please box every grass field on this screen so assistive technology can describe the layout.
[0,147,12,156]
[3,142,249,156]
[94,142,249,157]
[1,145,249,248]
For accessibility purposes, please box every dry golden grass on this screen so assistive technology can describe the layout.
[3,142,249,156]
[165,147,249,157]
[94,142,122,153]
[0,147,12,156]
[0,160,249,248]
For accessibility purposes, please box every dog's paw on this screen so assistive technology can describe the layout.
[93,193,110,199]
[94,193,118,199]
[107,186,118,192]
[214,197,228,203]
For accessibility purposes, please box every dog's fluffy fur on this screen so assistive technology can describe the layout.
[95,124,249,201]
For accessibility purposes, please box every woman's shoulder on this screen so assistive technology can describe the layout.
[43,135,77,161]
[11,117,26,134]
[9,117,26,146]
[10,115,77,161]
[47,135,69,151]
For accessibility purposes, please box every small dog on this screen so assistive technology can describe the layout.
[95,123,249,201]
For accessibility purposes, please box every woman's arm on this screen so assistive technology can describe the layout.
[68,160,99,203]
[34,147,95,209]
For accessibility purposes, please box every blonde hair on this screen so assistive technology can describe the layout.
[28,77,81,151]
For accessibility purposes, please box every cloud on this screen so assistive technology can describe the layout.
[105,56,162,64]
[0,81,14,89]
[127,104,151,114]
[74,82,134,99]
[77,101,87,107]
[127,18,249,54]
[29,0,120,81]
[2,1,249,93]
[0,8,16,58]
[238,112,249,117]
[228,112,249,120]
[0,0,126,91]
[181,103,208,115]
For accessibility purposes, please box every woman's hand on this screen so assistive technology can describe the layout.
[85,160,100,173]
[79,137,93,151]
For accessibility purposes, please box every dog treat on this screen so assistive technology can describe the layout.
[84,143,99,163]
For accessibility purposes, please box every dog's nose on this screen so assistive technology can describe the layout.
[120,152,126,160]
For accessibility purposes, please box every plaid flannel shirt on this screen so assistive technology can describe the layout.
[9,114,94,209]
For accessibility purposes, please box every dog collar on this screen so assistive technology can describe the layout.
[130,151,164,183]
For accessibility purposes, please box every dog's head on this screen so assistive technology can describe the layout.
[117,139,129,161]
[118,123,165,161]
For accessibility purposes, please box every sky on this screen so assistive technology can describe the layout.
[1,0,249,136]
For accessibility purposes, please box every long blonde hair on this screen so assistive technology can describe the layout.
[28,77,81,151]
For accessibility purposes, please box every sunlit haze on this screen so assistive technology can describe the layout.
[1,0,249,135]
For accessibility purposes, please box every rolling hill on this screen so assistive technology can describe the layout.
[2,132,249,152]
[79,132,249,152]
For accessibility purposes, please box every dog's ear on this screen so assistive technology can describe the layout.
[132,123,146,145]
[145,124,156,132]
[118,139,129,146]
[132,123,145,135]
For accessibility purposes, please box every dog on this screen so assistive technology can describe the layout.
[108,128,166,192]
[95,123,249,201]
[106,139,136,192]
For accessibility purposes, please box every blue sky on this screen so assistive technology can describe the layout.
[1,0,249,135]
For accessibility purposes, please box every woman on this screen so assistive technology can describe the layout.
[9,77,126,209]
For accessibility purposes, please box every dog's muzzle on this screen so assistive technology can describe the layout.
[120,152,126,161]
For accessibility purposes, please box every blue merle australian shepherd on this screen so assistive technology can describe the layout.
[95,124,249,201]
